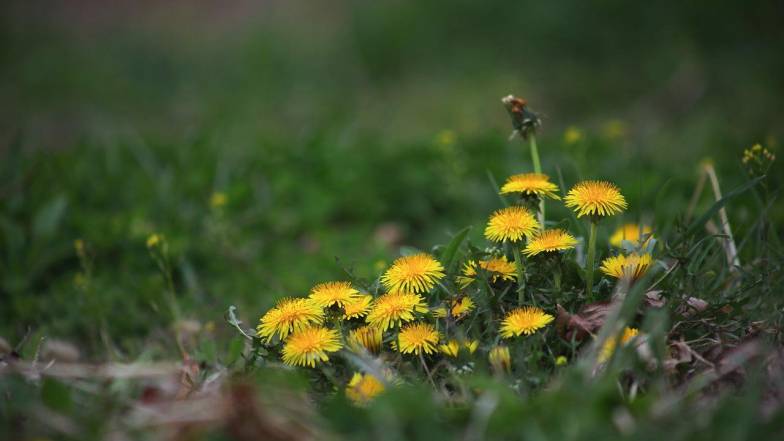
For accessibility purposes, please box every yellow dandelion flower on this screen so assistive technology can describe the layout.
[484,206,540,243]
[281,326,342,368]
[600,253,652,280]
[500,306,554,338]
[365,292,428,331]
[458,256,517,287]
[396,322,440,356]
[489,346,511,373]
[256,298,323,343]
[210,191,227,209]
[523,229,578,257]
[146,233,164,249]
[598,327,639,362]
[308,281,361,309]
[610,224,653,247]
[499,173,561,200]
[564,181,627,218]
[564,126,584,144]
[555,355,568,366]
[347,325,383,354]
[380,253,445,294]
[439,340,460,358]
[343,295,373,319]
[433,296,475,319]
[346,372,385,405]
[464,340,479,354]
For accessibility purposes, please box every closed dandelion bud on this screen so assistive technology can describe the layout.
[489,346,511,374]
[439,340,460,358]
[348,325,383,354]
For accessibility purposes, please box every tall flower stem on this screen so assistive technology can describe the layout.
[585,220,598,299]
[512,246,535,306]
[529,134,545,228]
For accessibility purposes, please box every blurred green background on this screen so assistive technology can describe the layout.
[1,0,783,353]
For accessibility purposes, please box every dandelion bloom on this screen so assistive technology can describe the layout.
[396,322,440,356]
[499,173,561,200]
[381,253,445,294]
[439,340,460,358]
[484,206,540,243]
[500,306,554,338]
[365,292,428,330]
[555,355,568,366]
[346,373,385,405]
[489,346,511,373]
[600,253,652,280]
[598,327,639,362]
[433,296,475,320]
[343,295,373,319]
[308,281,361,309]
[257,298,323,343]
[564,180,627,218]
[347,325,383,354]
[281,326,342,367]
[458,257,517,287]
[523,229,578,257]
[610,224,653,248]
[464,340,479,354]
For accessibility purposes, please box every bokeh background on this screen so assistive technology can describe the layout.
[2,0,783,352]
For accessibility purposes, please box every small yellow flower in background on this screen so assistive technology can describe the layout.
[523,229,578,257]
[439,340,460,358]
[458,256,517,288]
[555,355,568,366]
[598,327,639,362]
[281,326,342,367]
[563,126,584,145]
[74,239,86,256]
[600,253,652,280]
[347,325,383,354]
[610,224,653,248]
[346,372,385,405]
[210,191,227,209]
[489,346,511,373]
[499,173,561,200]
[434,129,456,148]
[464,340,479,354]
[308,281,361,309]
[500,306,554,338]
[396,322,440,356]
[343,295,373,319]
[484,206,540,243]
[380,253,445,295]
[602,119,626,140]
[742,143,776,177]
[256,298,323,343]
[146,233,164,249]
[564,180,627,218]
[433,296,475,319]
[365,292,428,330]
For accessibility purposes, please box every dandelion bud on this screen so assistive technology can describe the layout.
[489,345,511,374]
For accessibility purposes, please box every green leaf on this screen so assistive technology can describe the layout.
[439,226,472,275]
[32,195,68,239]
[41,378,72,413]
[683,176,764,238]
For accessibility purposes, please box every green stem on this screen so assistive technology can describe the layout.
[585,221,598,298]
[512,246,534,306]
[529,134,545,228]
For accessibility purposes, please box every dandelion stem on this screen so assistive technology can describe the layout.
[419,352,437,389]
[529,134,545,227]
[585,220,598,299]
[512,246,534,306]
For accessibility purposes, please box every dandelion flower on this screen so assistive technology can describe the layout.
[489,346,511,373]
[365,292,428,331]
[500,306,554,338]
[610,224,653,248]
[458,256,517,287]
[523,229,578,257]
[564,181,627,218]
[555,355,568,366]
[464,340,479,354]
[396,322,440,356]
[564,126,584,144]
[343,295,373,319]
[600,253,652,280]
[346,372,385,405]
[281,326,342,367]
[257,298,323,343]
[347,325,383,354]
[381,253,445,294]
[308,281,361,309]
[439,340,460,358]
[433,296,475,319]
[500,173,561,200]
[484,206,540,243]
[598,327,639,362]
